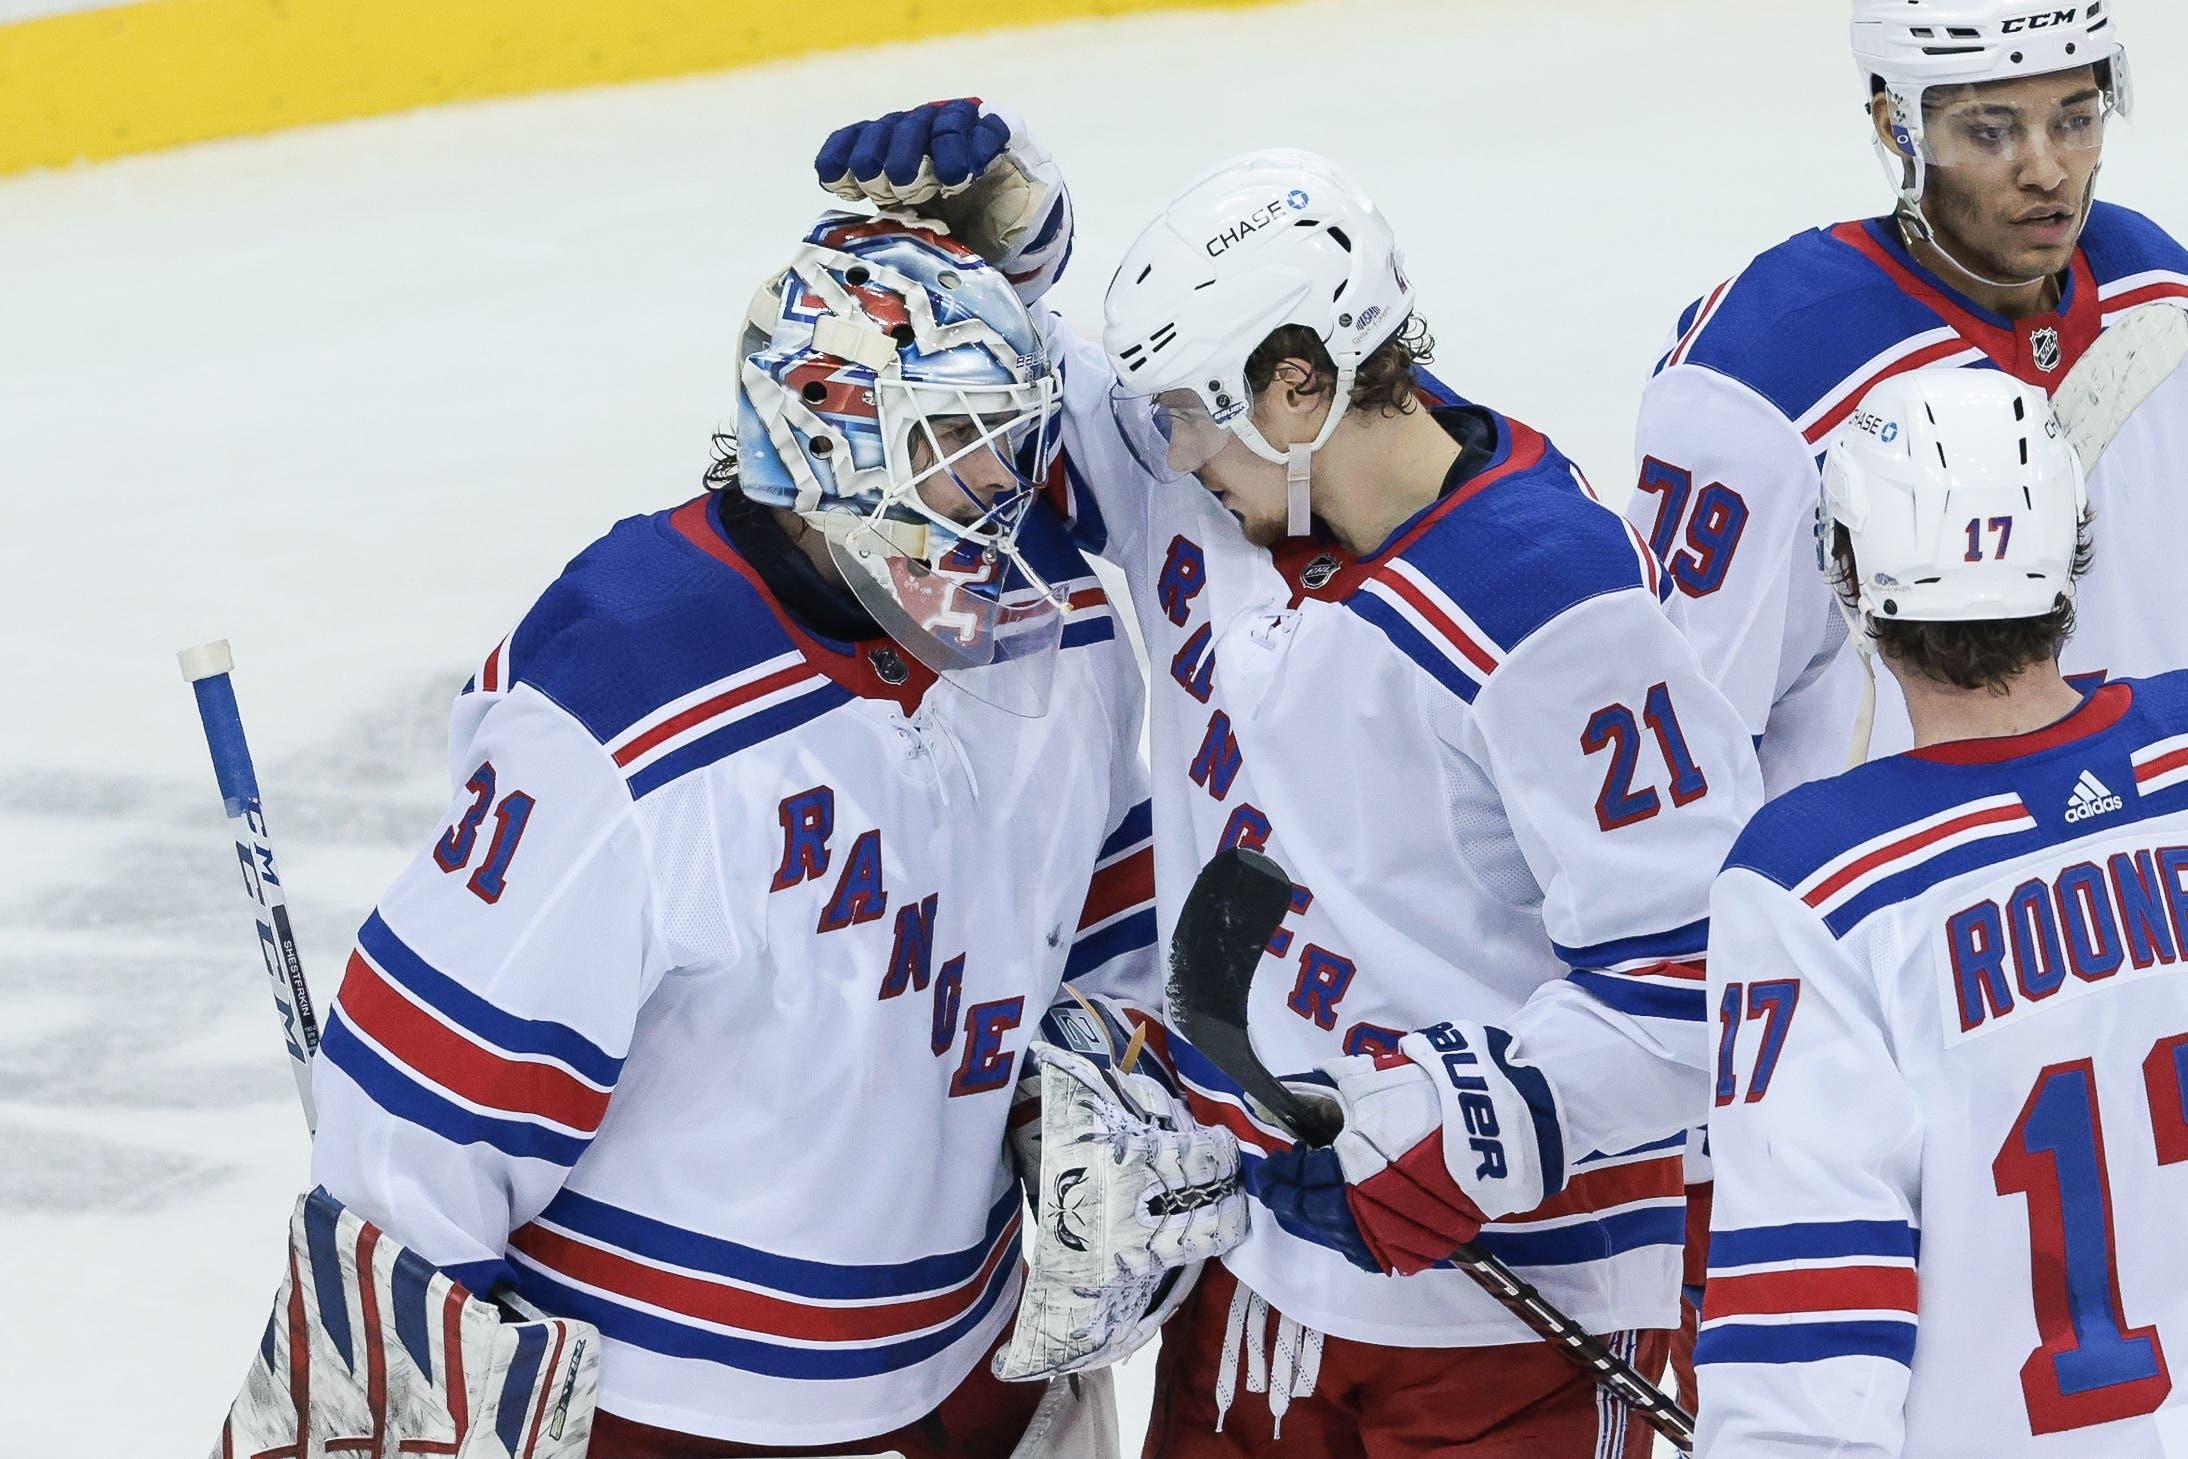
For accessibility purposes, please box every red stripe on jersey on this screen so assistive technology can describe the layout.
[1802,801,2029,909]
[1181,1087,1289,1157]
[1671,279,1731,368]
[1704,1263,1918,1320]
[507,1214,1019,1343]
[2105,280,2188,314]
[1501,1154,1685,1225]
[612,661,821,768]
[1803,335,1978,445]
[2138,746,2188,784]
[480,639,505,694]
[1079,846,1154,932]
[1067,585,1108,612]
[1369,567,1500,675]
[337,952,611,1132]
[1913,682,2131,764]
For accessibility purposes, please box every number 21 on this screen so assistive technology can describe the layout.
[1581,683,1710,832]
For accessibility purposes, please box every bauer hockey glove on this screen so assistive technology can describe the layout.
[216,1188,597,1459]
[815,98,1073,304]
[1250,1021,1567,1277]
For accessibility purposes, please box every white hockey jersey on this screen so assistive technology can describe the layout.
[1701,674,2188,1459]
[1040,313,1765,1346]
[1631,203,2188,798]
[308,493,1158,1446]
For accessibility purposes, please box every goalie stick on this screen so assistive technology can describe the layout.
[1168,847,1697,1454]
[180,639,321,1131]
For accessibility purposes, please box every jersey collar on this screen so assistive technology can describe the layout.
[1908,679,2131,765]
[1291,407,1550,605]
[1838,218,2102,387]
[669,496,938,714]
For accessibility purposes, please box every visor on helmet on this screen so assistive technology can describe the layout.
[1110,384,1233,482]
[1911,79,2118,169]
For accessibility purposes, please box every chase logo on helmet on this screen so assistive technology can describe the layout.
[2001,8,2080,33]
[1204,198,1292,258]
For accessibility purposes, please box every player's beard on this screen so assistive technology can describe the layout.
[1924,167,2098,288]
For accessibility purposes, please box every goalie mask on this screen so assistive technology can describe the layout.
[739,213,1066,714]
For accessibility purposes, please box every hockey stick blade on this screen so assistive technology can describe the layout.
[1165,848,1339,1145]
[1167,846,1695,1452]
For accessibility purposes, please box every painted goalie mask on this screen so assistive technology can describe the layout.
[738,212,1067,714]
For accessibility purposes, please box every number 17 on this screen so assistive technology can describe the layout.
[1965,516,2014,562]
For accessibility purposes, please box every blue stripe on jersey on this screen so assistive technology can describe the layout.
[509,1247,1018,1381]
[1063,907,1157,982]
[624,678,853,800]
[1372,418,1653,663]
[443,1256,508,1296]
[319,1013,592,1165]
[1100,799,1153,859]
[1461,1202,1685,1269]
[1553,919,1709,971]
[1695,1318,1918,1368]
[1568,969,1706,1022]
[358,911,623,1087]
[1060,616,1117,650]
[1710,1219,1920,1269]
[1168,1027,1247,1101]
[535,1187,1021,1300]
[1345,591,1485,704]
[1575,1130,1689,1166]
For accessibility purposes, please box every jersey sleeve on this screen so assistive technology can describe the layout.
[1463,585,1765,1160]
[1036,307,1163,573]
[1695,867,1922,1459]
[1058,644,1162,1016]
[309,683,668,1295]
[1628,364,1856,796]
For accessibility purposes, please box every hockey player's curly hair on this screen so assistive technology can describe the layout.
[1828,519,2096,694]
[1243,313,1438,420]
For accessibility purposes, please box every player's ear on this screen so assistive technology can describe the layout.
[1868,91,1898,152]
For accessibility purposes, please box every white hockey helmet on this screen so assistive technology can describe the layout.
[1852,0,2132,213]
[1819,369,2086,642]
[1101,149,1414,534]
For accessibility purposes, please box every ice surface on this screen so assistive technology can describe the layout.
[2,0,2183,1450]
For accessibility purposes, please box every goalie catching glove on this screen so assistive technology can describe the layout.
[216,1189,597,1459]
[995,1000,1249,1381]
[1250,1020,1567,1277]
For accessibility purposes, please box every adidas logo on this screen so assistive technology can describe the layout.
[2065,770,2125,824]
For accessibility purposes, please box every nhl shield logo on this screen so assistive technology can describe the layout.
[2031,326,2063,374]
[1301,554,1342,591]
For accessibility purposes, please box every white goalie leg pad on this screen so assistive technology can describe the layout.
[994,1043,1248,1382]
[1008,1370,1121,1459]
[216,1189,598,1459]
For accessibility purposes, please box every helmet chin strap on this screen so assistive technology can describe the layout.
[1900,203,2057,292]
[1241,363,1358,539]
